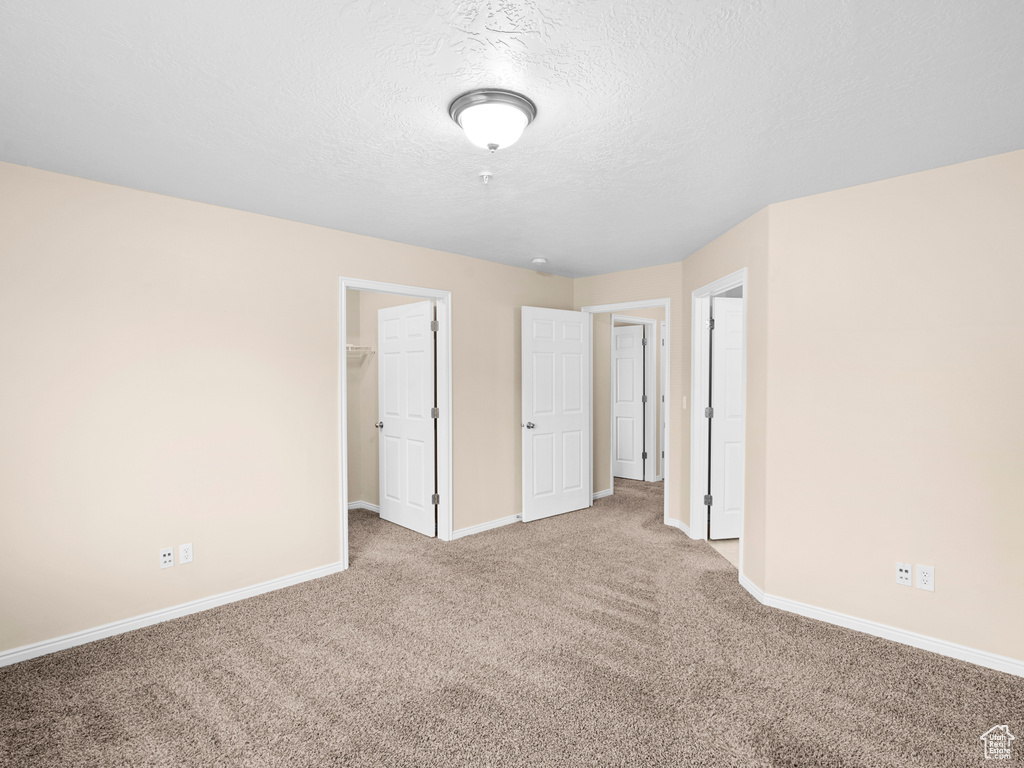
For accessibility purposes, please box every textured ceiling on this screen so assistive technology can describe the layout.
[1,1,1022,277]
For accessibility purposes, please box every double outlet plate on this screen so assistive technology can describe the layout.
[159,543,194,569]
[896,562,934,591]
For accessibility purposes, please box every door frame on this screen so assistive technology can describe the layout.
[581,299,671,527]
[338,278,454,570]
[689,268,747,546]
[610,314,657,483]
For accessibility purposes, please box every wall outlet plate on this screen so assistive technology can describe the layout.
[915,564,935,591]
[896,562,912,586]
[179,542,193,565]
[160,547,174,569]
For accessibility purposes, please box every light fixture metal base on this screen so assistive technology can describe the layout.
[448,88,537,127]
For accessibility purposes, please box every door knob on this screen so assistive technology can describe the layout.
[375,421,384,429]
[525,422,535,429]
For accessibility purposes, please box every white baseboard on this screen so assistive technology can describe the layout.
[0,561,346,669]
[451,514,521,540]
[592,489,613,501]
[738,573,1024,678]
[665,516,691,537]
[347,501,380,513]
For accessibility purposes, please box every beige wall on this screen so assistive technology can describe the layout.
[593,308,665,491]
[763,149,1024,659]
[0,161,572,653]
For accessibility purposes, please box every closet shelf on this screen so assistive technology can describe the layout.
[346,345,375,357]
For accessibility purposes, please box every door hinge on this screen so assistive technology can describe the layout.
[661,450,665,459]
[430,319,439,332]
[430,406,439,419]
[431,493,440,506]
[642,394,648,403]
[704,494,713,506]
[662,395,665,402]
[662,338,665,346]
[642,451,648,460]
[705,406,713,418]
[642,337,648,346]
[706,318,715,331]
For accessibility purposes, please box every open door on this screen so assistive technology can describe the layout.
[660,320,667,481]
[378,300,436,537]
[708,296,744,539]
[612,324,646,481]
[521,307,591,522]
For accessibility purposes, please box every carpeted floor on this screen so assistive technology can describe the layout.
[2,479,1021,767]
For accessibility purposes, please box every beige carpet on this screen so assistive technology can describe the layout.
[2,479,1021,767]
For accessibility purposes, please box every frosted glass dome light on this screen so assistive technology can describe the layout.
[449,89,537,152]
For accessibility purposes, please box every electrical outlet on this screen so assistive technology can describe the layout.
[895,562,912,586]
[915,564,935,592]
[160,547,174,569]
[179,542,193,565]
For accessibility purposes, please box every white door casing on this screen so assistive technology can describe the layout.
[378,300,436,537]
[612,324,645,481]
[709,296,744,539]
[521,307,592,522]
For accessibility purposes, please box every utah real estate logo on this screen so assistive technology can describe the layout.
[980,725,1015,760]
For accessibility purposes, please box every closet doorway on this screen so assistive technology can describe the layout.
[338,279,453,570]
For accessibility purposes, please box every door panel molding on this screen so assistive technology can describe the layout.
[378,300,436,537]
[521,307,592,522]
[611,314,658,482]
[708,296,744,539]
[611,323,646,481]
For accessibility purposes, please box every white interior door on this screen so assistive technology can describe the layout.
[709,297,744,539]
[660,320,667,481]
[521,307,591,523]
[644,322,656,482]
[378,300,436,537]
[612,324,645,481]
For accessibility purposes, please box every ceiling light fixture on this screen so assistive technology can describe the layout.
[449,89,537,153]
[531,257,548,266]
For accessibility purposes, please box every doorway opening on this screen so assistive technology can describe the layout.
[581,299,672,526]
[338,279,453,570]
[689,269,746,567]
